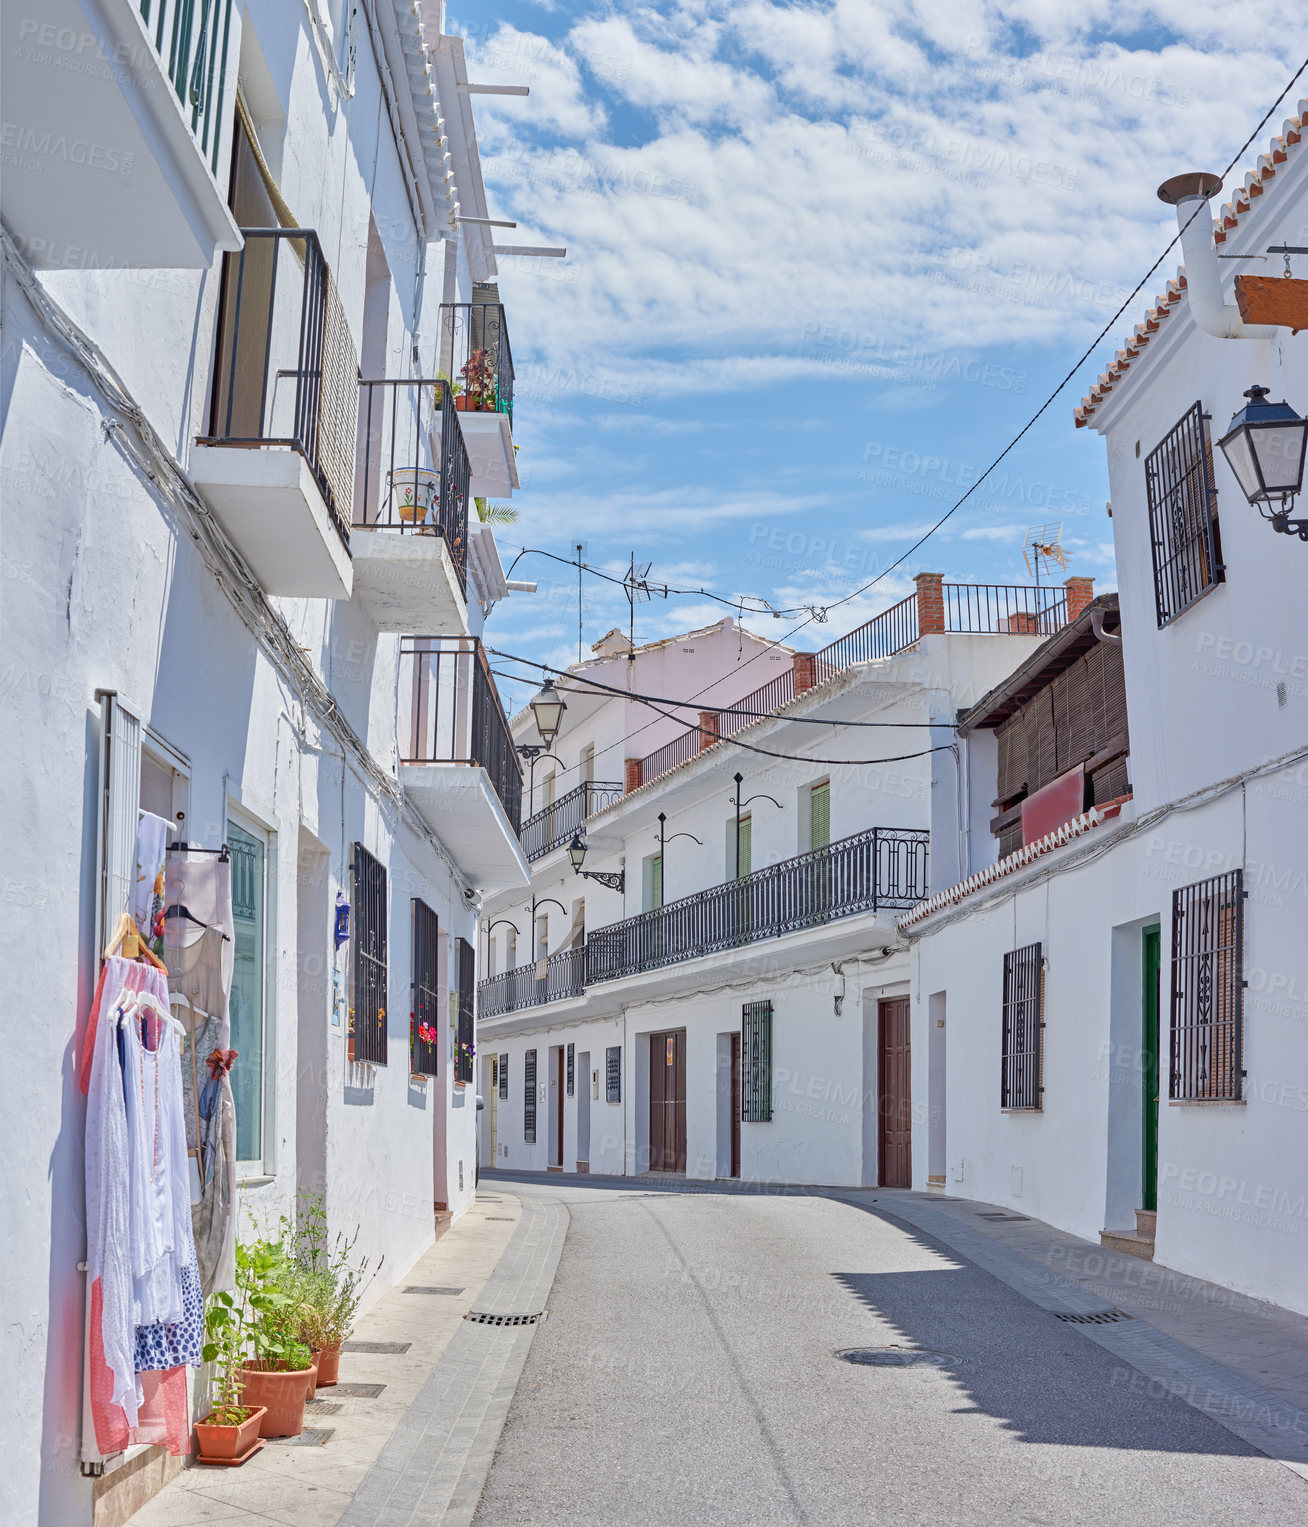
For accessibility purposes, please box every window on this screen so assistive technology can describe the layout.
[410,900,440,1077]
[581,744,595,783]
[566,1042,575,1096]
[732,815,752,879]
[350,843,388,1065]
[741,1001,773,1122]
[1144,402,1224,627]
[524,1048,538,1142]
[506,926,517,969]
[1170,871,1244,1100]
[227,822,270,1160]
[809,781,830,852]
[455,937,475,1085]
[1001,943,1044,1109]
[642,853,663,911]
[606,1045,622,1103]
[498,1052,509,1100]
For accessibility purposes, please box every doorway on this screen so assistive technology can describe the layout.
[730,1032,741,1178]
[878,997,911,1187]
[649,1030,686,1173]
[488,1056,499,1162]
[1142,927,1161,1212]
[548,1045,564,1170]
[576,1050,591,1170]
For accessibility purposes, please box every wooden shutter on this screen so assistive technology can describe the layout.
[410,900,440,1077]
[566,1042,575,1095]
[810,781,830,850]
[498,1051,508,1099]
[524,1048,537,1142]
[351,845,388,1065]
[99,693,142,951]
[737,817,752,878]
[455,937,475,1084]
[741,1000,773,1122]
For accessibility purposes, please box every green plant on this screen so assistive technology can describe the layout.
[202,1238,306,1422]
[281,1191,383,1351]
[474,495,518,527]
[459,348,498,409]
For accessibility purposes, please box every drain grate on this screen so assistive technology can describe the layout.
[274,1427,334,1446]
[342,1341,411,1355]
[976,1212,1030,1222]
[1054,1309,1134,1325]
[836,1347,953,1367]
[404,1285,465,1296]
[331,1382,386,1398]
[464,1310,544,1327]
[306,1399,342,1415]
[484,1216,515,1222]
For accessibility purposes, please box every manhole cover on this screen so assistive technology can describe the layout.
[977,1212,1030,1222]
[1054,1309,1133,1325]
[331,1382,386,1398]
[484,1216,515,1221]
[464,1310,544,1326]
[275,1427,334,1446]
[404,1285,465,1296]
[306,1399,342,1415]
[342,1341,411,1354]
[836,1348,954,1367]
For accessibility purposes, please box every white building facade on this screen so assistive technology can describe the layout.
[477,582,1088,1189]
[902,110,1308,1316]
[1,2,532,1521]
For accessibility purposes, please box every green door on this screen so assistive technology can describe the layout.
[1141,926,1161,1212]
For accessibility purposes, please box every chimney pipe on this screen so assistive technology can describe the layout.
[1157,172,1275,340]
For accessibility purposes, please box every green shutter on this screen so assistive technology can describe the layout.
[737,817,752,878]
[810,781,830,850]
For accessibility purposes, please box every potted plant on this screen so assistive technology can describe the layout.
[285,1194,382,1387]
[196,1286,267,1464]
[455,349,498,412]
[233,1239,317,1438]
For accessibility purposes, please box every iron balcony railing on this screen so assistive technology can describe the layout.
[638,583,1071,784]
[203,227,358,548]
[400,637,523,830]
[480,945,586,1019]
[520,780,625,862]
[439,303,515,427]
[141,0,235,178]
[353,378,470,590]
[478,827,929,1016]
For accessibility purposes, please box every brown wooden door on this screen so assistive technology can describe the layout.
[649,1031,686,1172]
[730,1033,741,1178]
[878,998,912,1188]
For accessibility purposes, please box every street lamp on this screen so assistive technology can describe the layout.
[566,834,625,893]
[729,772,781,877]
[1217,385,1308,540]
[527,677,567,747]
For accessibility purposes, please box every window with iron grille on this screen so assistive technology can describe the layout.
[498,1051,508,1099]
[1170,871,1245,1101]
[455,937,475,1085]
[741,1001,773,1122]
[351,844,388,1065]
[1144,402,1224,627]
[410,900,440,1077]
[606,1045,621,1103]
[524,1048,537,1142]
[1001,943,1043,1108]
[566,1042,575,1096]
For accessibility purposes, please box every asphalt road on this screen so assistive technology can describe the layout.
[471,1179,1308,1527]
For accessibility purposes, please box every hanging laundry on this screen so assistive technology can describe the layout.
[134,813,172,955]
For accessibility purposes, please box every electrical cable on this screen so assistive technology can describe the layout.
[812,51,1308,619]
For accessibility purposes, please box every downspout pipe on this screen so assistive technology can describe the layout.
[1090,607,1121,646]
[1157,172,1277,340]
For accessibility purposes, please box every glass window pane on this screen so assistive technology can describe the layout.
[228,822,265,1163]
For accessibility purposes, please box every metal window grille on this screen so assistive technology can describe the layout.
[741,1001,773,1122]
[566,1042,575,1096]
[1144,402,1223,627]
[1001,943,1043,1108]
[455,937,475,1085]
[410,900,440,1077]
[498,1052,508,1100]
[351,844,388,1065]
[606,1046,621,1103]
[1170,871,1245,1101]
[524,1049,537,1142]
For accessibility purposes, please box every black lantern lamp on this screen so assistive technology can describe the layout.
[527,677,567,748]
[1217,385,1308,540]
[567,834,625,893]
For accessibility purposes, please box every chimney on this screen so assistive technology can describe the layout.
[792,653,817,695]
[698,712,719,752]
[1064,576,1095,623]
[915,572,945,635]
[1157,172,1275,340]
[624,758,643,793]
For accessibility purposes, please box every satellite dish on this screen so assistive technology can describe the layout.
[1022,523,1066,584]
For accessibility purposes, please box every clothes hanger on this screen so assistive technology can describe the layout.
[164,902,231,941]
[103,912,167,971]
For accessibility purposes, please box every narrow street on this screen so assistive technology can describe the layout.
[472,1178,1308,1527]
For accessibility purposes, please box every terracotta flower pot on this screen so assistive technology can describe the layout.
[195,1406,266,1463]
[238,1363,315,1438]
[313,1342,341,1387]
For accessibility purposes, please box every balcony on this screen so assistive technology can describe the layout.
[479,826,929,1017]
[192,229,356,600]
[2,0,241,268]
[520,779,624,862]
[398,637,528,891]
[349,379,470,632]
[440,302,518,498]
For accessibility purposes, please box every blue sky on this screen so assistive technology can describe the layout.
[451,1,1298,707]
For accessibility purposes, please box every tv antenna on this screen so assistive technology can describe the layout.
[623,554,668,659]
[1022,523,1066,589]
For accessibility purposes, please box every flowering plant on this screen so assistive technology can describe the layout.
[458,349,498,410]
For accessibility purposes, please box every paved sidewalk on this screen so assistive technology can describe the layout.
[128,1189,566,1527]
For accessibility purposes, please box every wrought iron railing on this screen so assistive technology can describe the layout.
[520,780,625,862]
[141,0,235,177]
[203,227,358,548]
[439,303,515,427]
[942,583,1067,636]
[480,945,586,1019]
[400,637,523,830]
[353,378,470,590]
[478,827,929,1015]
